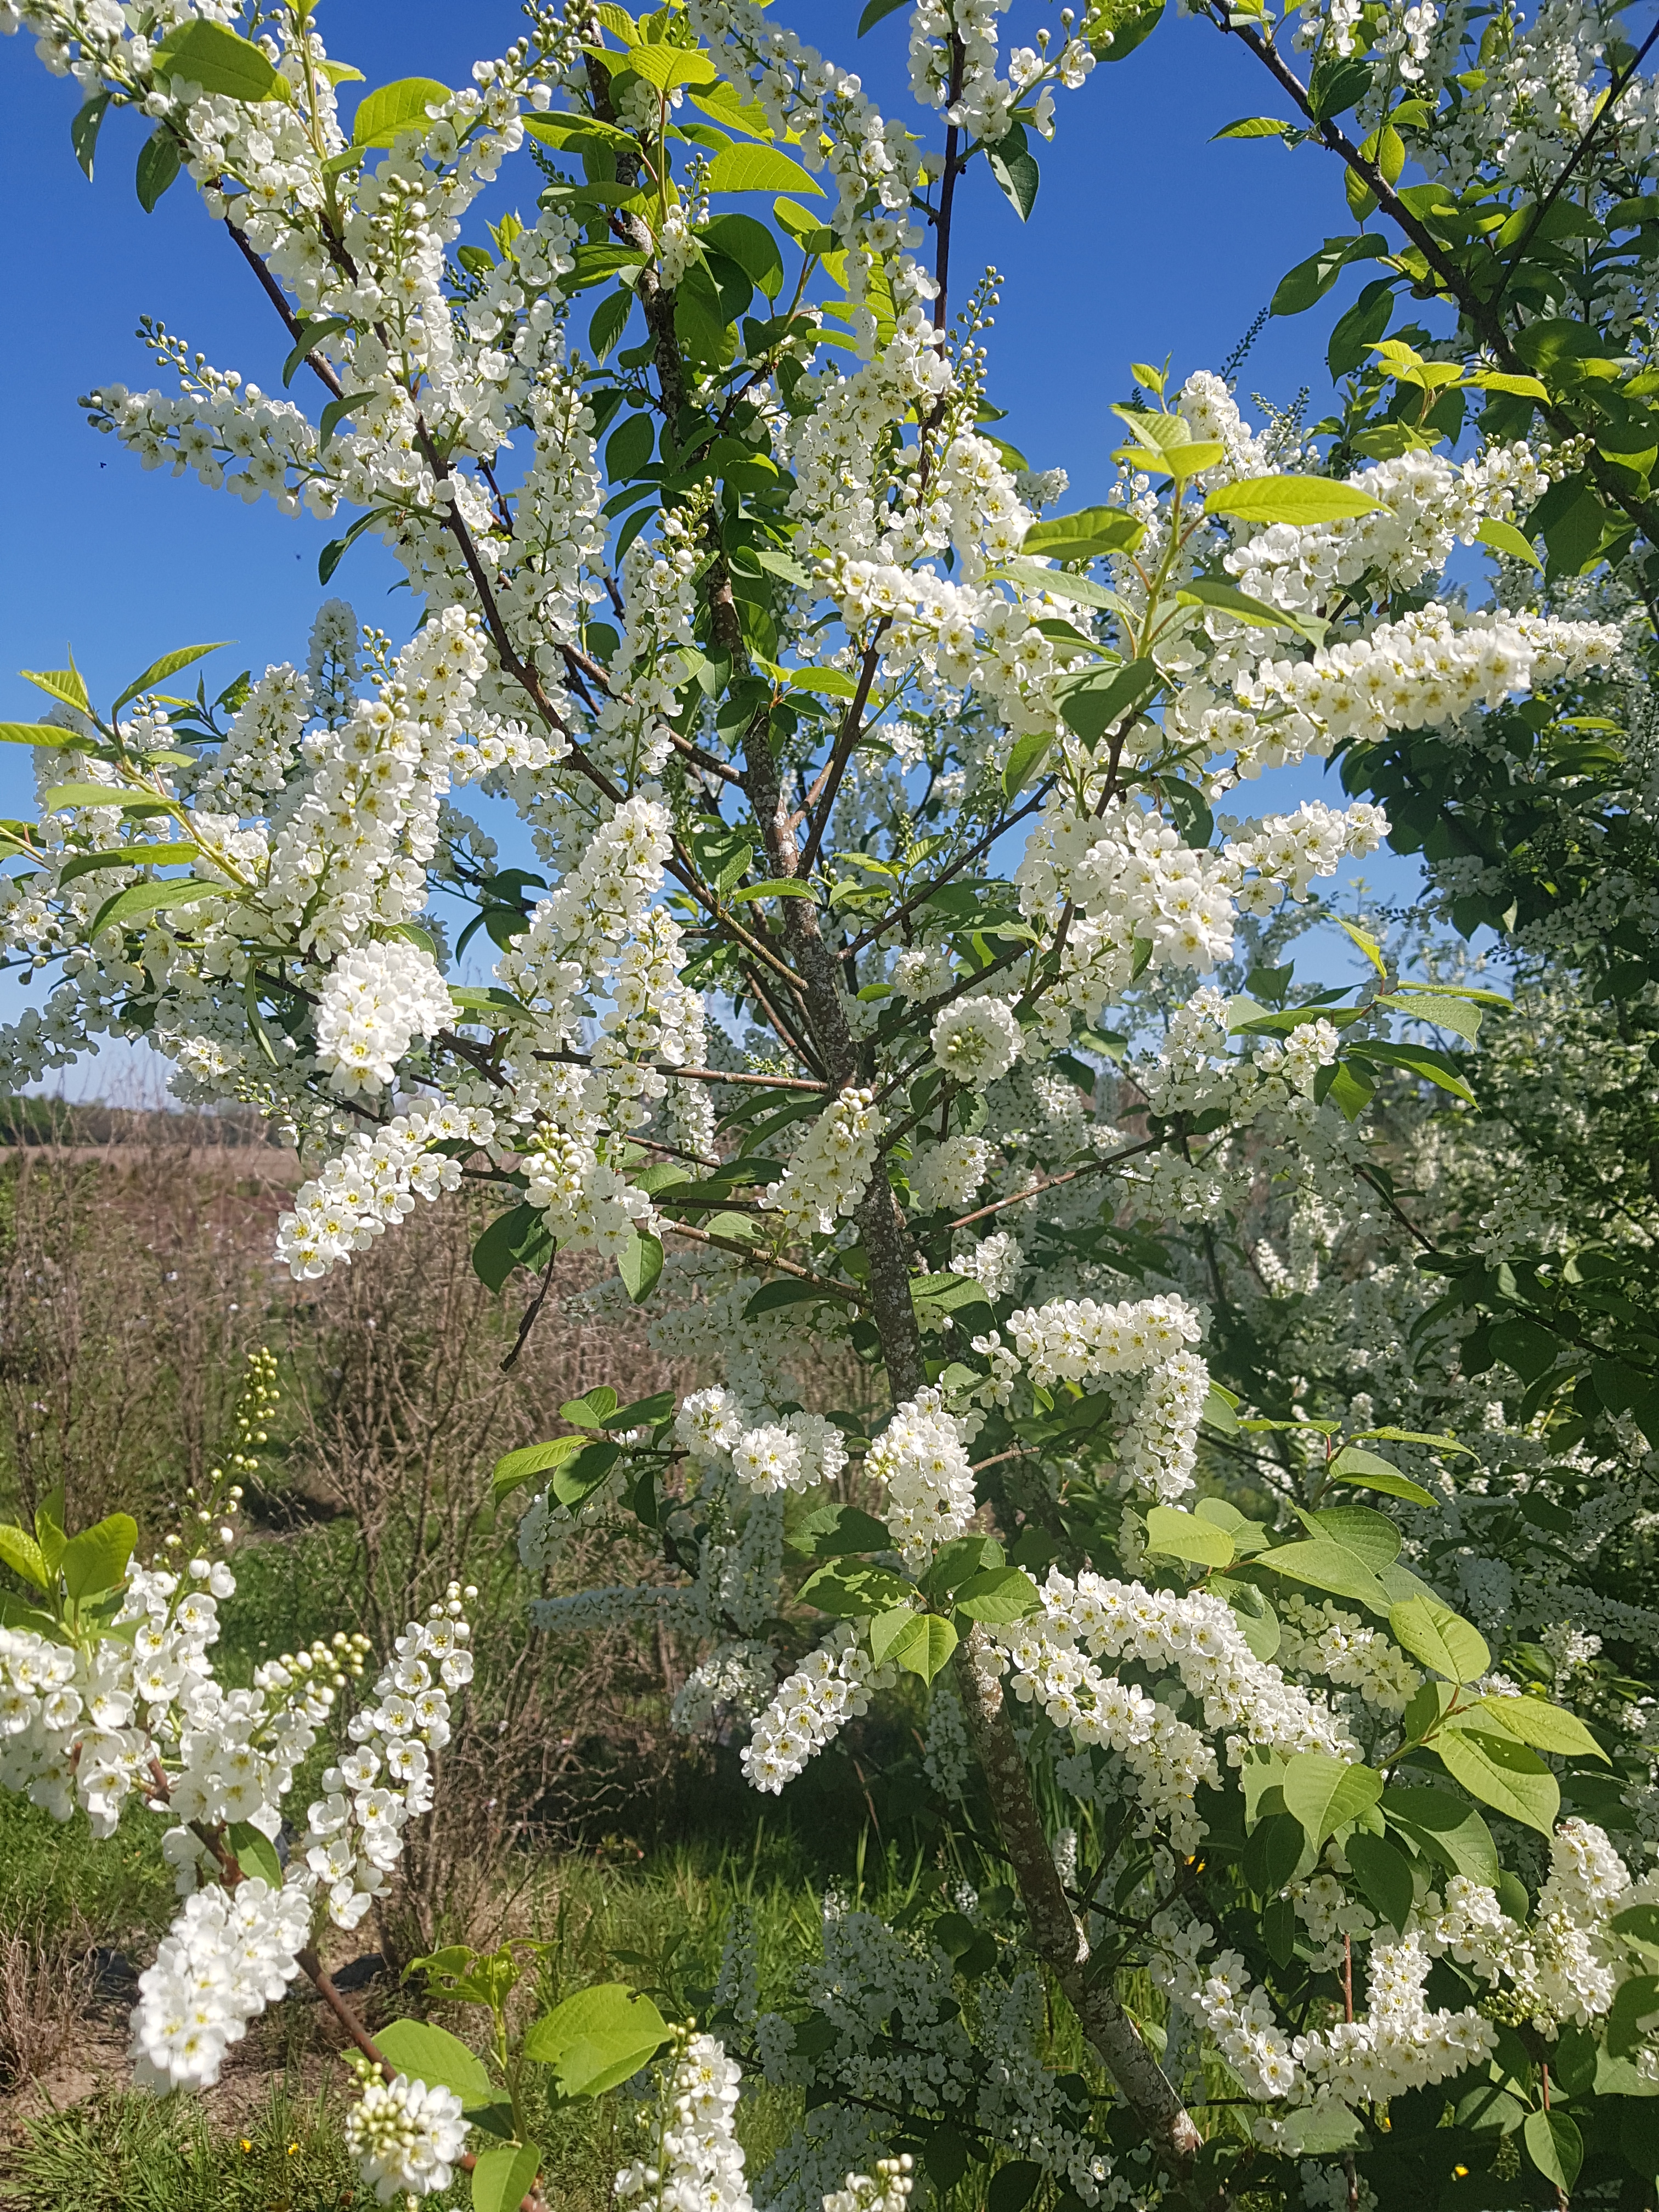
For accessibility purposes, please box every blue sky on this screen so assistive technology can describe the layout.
[0,1,1432,1097]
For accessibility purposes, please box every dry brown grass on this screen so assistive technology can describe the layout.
[0,1907,99,2090]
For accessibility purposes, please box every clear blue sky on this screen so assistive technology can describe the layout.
[0,2,1427,1096]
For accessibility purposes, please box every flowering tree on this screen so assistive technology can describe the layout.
[3,1,1659,2208]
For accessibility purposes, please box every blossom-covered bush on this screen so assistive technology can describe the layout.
[3,0,1659,2207]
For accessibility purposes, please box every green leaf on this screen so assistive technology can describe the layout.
[0,1523,49,1592]
[136,128,181,213]
[1381,1785,1499,1884]
[153,21,280,100]
[1347,1037,1475,1104]
[952,1566,1040,1623]
[1214,115,1296,139]
[606,1390,678,1432]
[1282,1752,1384,1846]
[471,1202,555,1294]
[59,1513,137,1600]
[492,1436,587,1503]
[887,1612,958,1681]
[1002,731,1052,800]
[857,0,910,28]
[1243,1808,1306,1896]
[1022,506,1147,561]
[1389,1596,1489,1683]
[552,1441,622,1509]
[0,724,86,749]
[1436,1724,1561,1834]
[353,77,452,148]
[1476,516,1543,571]
[1272,2106,1364,2155]
[1204,475,1387,525]
[562,1388,620,1429]
[1522,2109,1582,2193]
[71,92,111,180]
[617,1228,663,1304]
[227,1823,283,1888]
[868,1605,920,1667]
[1255,1537,1391,1616]
[588,286,634,363]
[1346,1831,1414,1932]
[707,144,823,196]
[1144,1505,1234,1570]
[1214,1577,1280,1660]
[987,123,1040,222]
[112,644,227,718]
[1353,1426,1478,1458]
[1093,0,1165,61]
[1480,1695,1607,1761]
[375,2019,494,2104]
[1609,1972,1659,2059]
[1057,658,1159,746]
[522,1983,670,2095]
[986,2159,1044,2212]
[786,1503,890,1557]
[318,506,387,586]
[471,2141,541,2212]
[730,878,819,903]
[58,842,201,889]
[797,1559,914,1617]
[702,212,785,298]
[1327,1447,1436,1508]
[610,42,718,92]
[744,1277,850,1321]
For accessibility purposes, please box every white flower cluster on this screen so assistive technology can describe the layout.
[291,1585,474,1932]
[1225,444,1547,614]
[1276,1596,1423,1716]
[762,1088,883,1238]
[997,1571,1350,1849]
[313,935,454,1097]
[1232,604,1622,768]
[909,1133,990,1214]
[129,1877,312,2092]
[275,1101,497,1279]
[1294,1931,1498,2102]
[617,2030,753,2212]
[675,1386,849,1497]
[930,996,1023,1086]
[345,2070,470,2204]
[670,1639,780,1736]
[742,1625,893,1793]
[1003,1293,1207,1503]
[867,1388,978,1564]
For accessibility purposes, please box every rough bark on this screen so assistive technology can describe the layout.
[954,1628,1203,2169]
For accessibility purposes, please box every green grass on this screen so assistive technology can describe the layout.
[0,1791,175,1946]
[2,2074,404,2212]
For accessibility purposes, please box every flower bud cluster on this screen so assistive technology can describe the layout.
[291,1584,474,1931]
[344,2066,470,2203]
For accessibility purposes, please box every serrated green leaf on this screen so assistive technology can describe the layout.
[887,1612,958,1682]
[1204,475,1387,525]
[617,1228,663,1304]
[1282,1752,1383,1846]
[375,2018,493,2103]
[1144,1505,1234,1570]
[492,1436,587,1502]
[352,77,452,147]
[707,144,822,195]
[154,20,280,100]
[0,1523,49,1592]
[1436,1724,1560,1833]
[952,1566,1040,1623]
[1477,516,1543,571]
[1479,1694,1606,1761]
[227,1822,283,1887]
[112,644,228,718]
[1522,2108,1582,2192]
[471,2141,542,2212]
[59,1513,137,1600]
[522,1983,670,2094]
